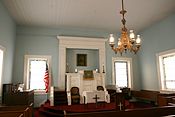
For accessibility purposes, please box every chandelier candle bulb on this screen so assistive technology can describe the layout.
[109,34,115,45]
[129,30,135,39]
[136,35,141,45]
[118,38,122,46]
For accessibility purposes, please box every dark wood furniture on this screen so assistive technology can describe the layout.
[107,89,126,110]
[54,87,68,105]
[65,106,175,117]
[0,104,33,117]
[3,90,34,106]
[131,90,160,106]
[106,89,116,102]
[38,105,175,117]
[157,93,175,106]
[2,84,34,106]
[70,87,80,104]
[2,83,14,104]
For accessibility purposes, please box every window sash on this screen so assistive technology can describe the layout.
[162,55,175,90]
[29,60,47,90]
[24,55,51,92]
[114,61,128,87]
[112,57,132,89]
[157,49,175,91]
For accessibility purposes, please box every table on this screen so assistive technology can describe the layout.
[82,91,107,104]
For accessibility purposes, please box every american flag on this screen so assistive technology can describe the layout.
[44,63,49,93]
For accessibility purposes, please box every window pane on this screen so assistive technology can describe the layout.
[115,61,128,87]
[162,55,175,89]
[166,81,175,89]
[29,60,46,90]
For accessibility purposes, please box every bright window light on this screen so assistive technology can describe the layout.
[112,57,133,88]
[157,49,175,91]
[114,61,128,87]
[24,55,51,91]
[29,60,46,90]
[162,55,175,89]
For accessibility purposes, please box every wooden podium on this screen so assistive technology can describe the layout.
[4,90,34,106]
[2,84,34,106]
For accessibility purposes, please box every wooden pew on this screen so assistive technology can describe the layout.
[0,103,33,117]
[131,90,160,105]
[38,105,175,117]
[64,106,175,117]
[0,110,24,117]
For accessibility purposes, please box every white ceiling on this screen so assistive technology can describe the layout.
[2,0,175,33]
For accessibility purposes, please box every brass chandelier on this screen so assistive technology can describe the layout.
[109,0,141,55]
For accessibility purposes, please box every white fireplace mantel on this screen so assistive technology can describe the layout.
[57,36,107,89]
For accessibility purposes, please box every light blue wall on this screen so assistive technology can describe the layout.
[0,1,16,85]
[15,26,108,87]
[13,34,59,86]
[138,14,175,90]
[15,26,141,90]
[15,26,109,107]
[0,1,15,103]
[105,42,141,89]
[66,49,99,72]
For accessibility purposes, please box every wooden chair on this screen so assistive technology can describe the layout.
[121,87,132,100]
[97,86,104,91]
[70,87,80,104]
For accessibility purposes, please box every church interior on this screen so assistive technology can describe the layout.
[1,0,175,117]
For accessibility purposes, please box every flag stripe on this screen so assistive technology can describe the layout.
[44,63,49,93]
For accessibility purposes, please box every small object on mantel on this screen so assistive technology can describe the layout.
[75,69,78,73]
[102,65,105,73]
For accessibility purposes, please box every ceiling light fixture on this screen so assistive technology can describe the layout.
[108,0,141,55]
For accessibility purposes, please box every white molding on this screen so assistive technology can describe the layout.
[156,49,175,91]
[23,55,52,90]
[0,45,5,96]
[58,36,107,90]
[156,49,175,57]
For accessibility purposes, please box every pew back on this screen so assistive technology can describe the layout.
[0,104,33,117]
[131,90,159,105]
[65,106,175,117]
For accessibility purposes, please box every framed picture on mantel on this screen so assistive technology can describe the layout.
[77,54,87,66]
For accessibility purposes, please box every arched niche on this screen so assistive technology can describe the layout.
[58,36,107,90]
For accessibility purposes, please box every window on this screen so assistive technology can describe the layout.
[24,55,51,92]
[112,57,133,88]
[157,49,175,91]
[0,46,5,95]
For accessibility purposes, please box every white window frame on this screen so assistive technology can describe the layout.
[157,49,175,92]
[24,55,51,93]
[0,45,5,96]
[112,57,133,89]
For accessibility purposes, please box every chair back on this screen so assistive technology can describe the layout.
[121,87,131,99]
[97,86,104,91]
[70,87,79,95]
